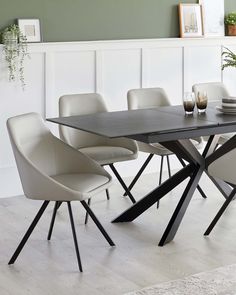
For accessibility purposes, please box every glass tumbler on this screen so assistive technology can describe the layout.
[183,92,195,115]
[196,91,208,113]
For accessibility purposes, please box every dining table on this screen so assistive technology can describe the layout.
[47,101,236,246]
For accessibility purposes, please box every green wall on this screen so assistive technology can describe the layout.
[0,0,236,42]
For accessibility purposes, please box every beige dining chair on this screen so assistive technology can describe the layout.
[204,136,236,235]
[192,82,234,144]
[59,93,138,222]
[126,87,206,204]
[7,112,115,272]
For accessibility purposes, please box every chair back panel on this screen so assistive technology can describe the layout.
[127,88,171,110]
[59,94,109,149]
[192,82,230,102]
[7,113,75,177]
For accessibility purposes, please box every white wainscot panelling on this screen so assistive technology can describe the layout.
[101,49,141,111]
[143,47,183,105]
[184,46,222,92]
[1,38,236,197]
[52,51,96,117]
[222,45,236,96]
[0,52,45,168]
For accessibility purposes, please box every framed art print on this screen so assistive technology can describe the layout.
[179,4,204,38]
[18,18,41,42]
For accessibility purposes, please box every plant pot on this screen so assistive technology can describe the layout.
[227,25,236,36]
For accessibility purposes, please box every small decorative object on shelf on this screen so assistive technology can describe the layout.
[18,19,41,43]
[1,24,29,90]
[225,12,236,36]
[222,47,236,70]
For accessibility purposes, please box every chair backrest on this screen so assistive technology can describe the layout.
[7,112,84,178]
[192,82,230,102]
[59,93,109,149]
[127,88,171,110]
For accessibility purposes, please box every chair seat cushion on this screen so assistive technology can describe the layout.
[52,173,110,196]
[138,138,202,156]
[79,146,135,165]
[218,133,235,145]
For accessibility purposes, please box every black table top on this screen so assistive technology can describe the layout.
[47,102,236,143]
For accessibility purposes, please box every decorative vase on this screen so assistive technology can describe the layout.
[227,25,236,36]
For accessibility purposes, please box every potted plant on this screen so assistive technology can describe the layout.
[1,24,29,89]
[222,47,236,70]
[225,12,236,36]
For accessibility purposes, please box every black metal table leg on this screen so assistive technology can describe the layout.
[159,165,204,246]
[112,164,193,223]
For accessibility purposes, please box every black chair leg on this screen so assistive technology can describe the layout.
[67,202,83,272]
[156,156,165,209]
[166,155,171,178]
[109,164,136,204]
[84,198,91,225]
[47,201,61,240]
[81,200,115,246]
[106,189,110,200]
[204,188,236,236]
[8,200,50,265]
[123,154,154,196]
[158,156,164,186]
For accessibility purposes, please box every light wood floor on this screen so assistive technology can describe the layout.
[1,171,236,295]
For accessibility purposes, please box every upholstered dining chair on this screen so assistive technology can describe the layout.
[7,112,115,272]
[204,136,236,235]
[192,82,233,145]
[59,93,138,222]
[126,87,206,204]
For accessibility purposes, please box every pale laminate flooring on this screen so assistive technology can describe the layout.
[1,172,236,295]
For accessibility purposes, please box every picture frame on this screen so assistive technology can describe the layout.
[178,4,204,38]
[17,18,41,42]
[199,0,225,37]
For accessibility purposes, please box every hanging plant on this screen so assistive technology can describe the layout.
[1,24,29,89]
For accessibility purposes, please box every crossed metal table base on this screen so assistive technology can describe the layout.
[112,134,235,246]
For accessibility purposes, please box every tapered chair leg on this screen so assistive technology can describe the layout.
[106,189,110,200]
[81,200,115,246]
[156,155,165,209]
[47,201,61,240]
[109,164,136,204]
[67,202,83,272]
[123,154,154,197]
[158,156,164,185]
[8,200,50,265]
[204,188,236,236]
[84,198,91,225]
[166,155,171,178]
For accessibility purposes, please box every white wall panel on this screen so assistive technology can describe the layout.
[144,47,183,105]
[52,51,96,116]
[0,52,45,168]
[184,46,222,92]
[101,49,141,111]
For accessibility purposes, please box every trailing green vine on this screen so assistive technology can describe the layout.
[1,24,29,90]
